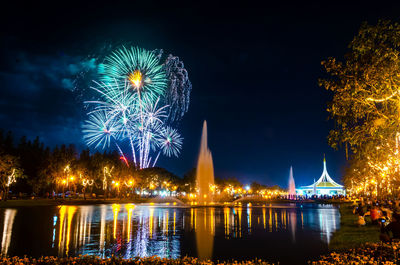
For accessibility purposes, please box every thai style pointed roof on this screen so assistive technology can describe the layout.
[301,156,343,189]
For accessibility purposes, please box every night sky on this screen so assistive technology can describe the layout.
[1,1,399,187]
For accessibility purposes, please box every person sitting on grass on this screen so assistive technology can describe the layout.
[357,215,366,226]
[353,203,366,226]
[369,205,381,225]
[381,213,400,242]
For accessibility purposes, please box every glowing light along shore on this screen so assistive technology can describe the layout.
[82,47,191,169]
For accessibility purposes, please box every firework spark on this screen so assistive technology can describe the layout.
[82,111,122,149]
[163,54,192,122]
[83,46,190,168]
[157,126,183,157]
[102,46,167,103]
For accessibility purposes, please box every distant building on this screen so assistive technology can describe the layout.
[296,157,345,196]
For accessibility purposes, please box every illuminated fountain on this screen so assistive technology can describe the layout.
[196,121,215,203]
[288,166,296,199]
[193,121,215,259]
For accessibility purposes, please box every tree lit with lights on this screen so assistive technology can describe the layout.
[321,20,400,197]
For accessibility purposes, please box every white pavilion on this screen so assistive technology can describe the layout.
[296,157,345,196]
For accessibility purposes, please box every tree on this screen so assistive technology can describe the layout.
[39,144,77,195]
[18,136,50,195]
[250,181,266,194]
[320,20,400,197]
[182,168,196,193]
[0,153,23,200]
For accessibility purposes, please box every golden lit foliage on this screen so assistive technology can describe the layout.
[0,153,23,198]
[320,20,400,152]
[320,20,400,196]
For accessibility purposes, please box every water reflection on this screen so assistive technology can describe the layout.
[247,206,252,234]
[0,203,340,261]
[289,210,296,243]
[126,204,134,242]
[318,208,338,244]
[1,209,17,255]
[99,205,106,255]
[195,208,214,260]
[57,206,77,256]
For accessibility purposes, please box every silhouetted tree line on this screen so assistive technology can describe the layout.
[0,130,281,200]
[0,130,185,198]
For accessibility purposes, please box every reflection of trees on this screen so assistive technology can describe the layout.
[1,209,17,256]
[48,205,339,259]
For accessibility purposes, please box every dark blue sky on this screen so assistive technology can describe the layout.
[1,1,399,187]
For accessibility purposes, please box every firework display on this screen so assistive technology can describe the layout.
[102,47,167,103]
[163,53,192,122]
[82,47,190,168]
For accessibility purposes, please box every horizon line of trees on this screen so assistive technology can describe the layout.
[0,130,282,200]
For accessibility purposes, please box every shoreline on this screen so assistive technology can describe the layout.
[0,198,348,208]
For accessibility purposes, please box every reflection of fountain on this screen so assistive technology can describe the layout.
[196,121,215,203]
[1,209,17,256]
[289,210,296,243]
[195,208,214,260]
[288,166,296,199]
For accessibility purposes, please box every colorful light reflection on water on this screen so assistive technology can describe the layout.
[0,203,339,264]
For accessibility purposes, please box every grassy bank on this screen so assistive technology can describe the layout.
[329,203,380,250]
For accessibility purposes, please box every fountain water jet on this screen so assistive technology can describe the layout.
[288,166,296,199]
[196,121,215,203]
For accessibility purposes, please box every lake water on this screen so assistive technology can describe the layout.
[0,203,340,264]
